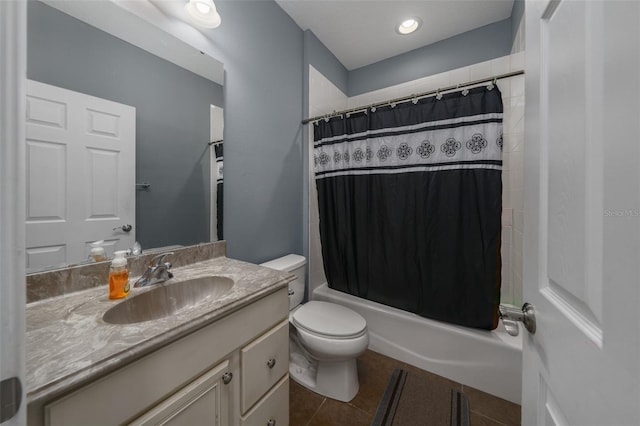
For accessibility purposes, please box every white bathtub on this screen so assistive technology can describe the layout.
[312,283,522,404]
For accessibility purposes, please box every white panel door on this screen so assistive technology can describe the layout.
[523,1,640,424]
[25,80,135,269]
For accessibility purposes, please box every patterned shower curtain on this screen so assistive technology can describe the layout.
[214,143,223,240]
[314,86,503,330]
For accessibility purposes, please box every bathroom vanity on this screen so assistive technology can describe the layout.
[25,248,292,426]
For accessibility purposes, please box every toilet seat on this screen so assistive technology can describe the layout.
[291,301,367,339]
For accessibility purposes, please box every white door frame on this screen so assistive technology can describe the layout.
[0,0,27,424]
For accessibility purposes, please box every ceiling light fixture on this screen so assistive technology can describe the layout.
[185,0,221,29]
[397,17,422,35]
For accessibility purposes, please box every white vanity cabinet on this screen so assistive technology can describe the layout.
[35,287,289,426]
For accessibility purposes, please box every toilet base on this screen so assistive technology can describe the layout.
[290,338,360,402]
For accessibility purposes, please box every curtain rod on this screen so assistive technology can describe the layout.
[302,69,524,125]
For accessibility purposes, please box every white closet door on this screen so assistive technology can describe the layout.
[25,80,136,269]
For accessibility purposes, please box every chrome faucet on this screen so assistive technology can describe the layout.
[133,252,174,288]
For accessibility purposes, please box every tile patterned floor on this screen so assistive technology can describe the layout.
[289,350,521,426]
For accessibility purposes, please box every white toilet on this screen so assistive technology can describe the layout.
[260,254,369,402]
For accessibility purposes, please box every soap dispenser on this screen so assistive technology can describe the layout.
[109,250,130,299]
[89,240,107,262]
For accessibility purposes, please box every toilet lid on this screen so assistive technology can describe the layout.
[292,301,367,338]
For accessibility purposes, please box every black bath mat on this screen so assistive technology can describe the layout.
[372,368,469,426]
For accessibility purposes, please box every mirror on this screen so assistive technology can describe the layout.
[26,0,225,272]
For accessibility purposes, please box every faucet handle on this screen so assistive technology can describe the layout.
[149,252,174,267]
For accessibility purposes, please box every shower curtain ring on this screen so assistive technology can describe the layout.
[436,89,442,100]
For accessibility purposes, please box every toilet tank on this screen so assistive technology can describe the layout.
[260,254,306,310]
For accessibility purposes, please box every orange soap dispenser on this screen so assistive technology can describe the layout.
[109,250,130,299]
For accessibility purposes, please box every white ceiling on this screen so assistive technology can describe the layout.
[275,0,515,70]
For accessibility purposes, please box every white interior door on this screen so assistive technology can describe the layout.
[523,0,640,424]
[25,80,136,270]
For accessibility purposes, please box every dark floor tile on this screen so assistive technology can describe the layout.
[350,350,402,416]
[290,379,325,426]
[463,385,521,426]
[307,398,372,426]
[470,411,507,426]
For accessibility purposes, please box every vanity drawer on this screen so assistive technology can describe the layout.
[241,375,289,426]
[241,319,289,413]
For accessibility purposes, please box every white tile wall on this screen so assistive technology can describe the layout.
[308,66,348,294]
[308,52,526,305]
[308,65,348,117]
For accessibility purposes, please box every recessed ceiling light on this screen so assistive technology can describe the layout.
[397,17,422,35]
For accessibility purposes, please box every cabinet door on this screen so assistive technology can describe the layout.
[129,359,232,426]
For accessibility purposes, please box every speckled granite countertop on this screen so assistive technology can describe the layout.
[26,256,292,406]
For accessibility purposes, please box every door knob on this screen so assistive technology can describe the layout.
[113,224,132,232]
[499,303,536,336]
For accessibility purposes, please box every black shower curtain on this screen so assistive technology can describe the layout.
[214,143,224,240]
[314,87,503,330]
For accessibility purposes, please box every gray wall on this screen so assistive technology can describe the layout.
[347,18,513,96]
[511,0,525,46]
[207,0,304,263]
[304,30,349,95]
[27,1,223,250]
